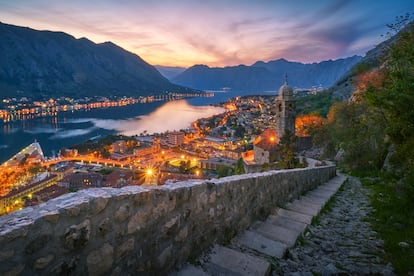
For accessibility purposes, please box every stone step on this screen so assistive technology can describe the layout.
[235,230,287,259]
[170,264,209,276]
[296,195,327,207]
[267,214,308,233]
[254,222,300,247]
[274,207,313,225]
[306,189,332,199]
[301,194,329,207]
[203,245,271,276]
[172,174,347,275]
[285,200,321,217]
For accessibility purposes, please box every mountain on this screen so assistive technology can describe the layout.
[172,56,362,92]
[0,22,193,99]
[154,65,186,80]
[328,23,411,100]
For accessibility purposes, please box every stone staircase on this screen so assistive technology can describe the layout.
[171,173,347,276]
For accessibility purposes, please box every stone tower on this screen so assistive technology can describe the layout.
[275,74,296,142]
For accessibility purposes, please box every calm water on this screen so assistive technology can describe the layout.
[0,90,275,163]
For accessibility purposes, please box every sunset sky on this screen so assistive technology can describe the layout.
[0,0,413,67]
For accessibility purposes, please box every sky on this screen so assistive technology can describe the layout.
[0,0,413,67]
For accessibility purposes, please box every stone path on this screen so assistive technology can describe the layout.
[273,176,394,275]
[172,174,364,275]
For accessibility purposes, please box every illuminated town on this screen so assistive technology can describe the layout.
[0,92,213,123]
[0,90,324,215]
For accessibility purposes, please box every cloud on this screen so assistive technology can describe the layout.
[1,0,414,66]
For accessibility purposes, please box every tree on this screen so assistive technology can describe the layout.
[366,22,414,182]
[276,130,299,169]
[234,158,245,174]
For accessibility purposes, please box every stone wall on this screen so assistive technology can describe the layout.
[0,165,335,275]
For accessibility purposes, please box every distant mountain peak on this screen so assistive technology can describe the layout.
[0,22,191,99]
[173,56,362,92]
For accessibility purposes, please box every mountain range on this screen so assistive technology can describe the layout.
[0,22,192,99]
[172,56,362,92]
[154,65,186,81]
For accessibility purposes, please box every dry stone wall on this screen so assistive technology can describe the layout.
[0,165,335,275]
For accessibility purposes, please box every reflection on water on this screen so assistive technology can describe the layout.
[91,100,225,135]
[0,99,225,162]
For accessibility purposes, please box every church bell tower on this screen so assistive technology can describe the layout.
[275,74,296,143]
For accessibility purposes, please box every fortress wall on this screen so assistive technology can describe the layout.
[0,165,335,275]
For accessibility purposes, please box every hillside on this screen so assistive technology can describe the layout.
[328,22,408,100]
[154,65,186,80]
[172,56,362,92]
[0,22,193,99]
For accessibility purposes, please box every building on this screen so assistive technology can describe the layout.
[242,76,296,169]
[112,140,127,153]
[133,141,160,157]
[68,172,103,190]
[275,74,296,142]
[253,129,278,164]
[168,132,185,146]
[199,158,236,171]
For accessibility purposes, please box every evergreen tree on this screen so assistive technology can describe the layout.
[276,130,299,169]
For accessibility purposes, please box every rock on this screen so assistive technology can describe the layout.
[63,219,91,250]
[157,245,172,268]
[321,263,337,275]
[116,238,135,259]
[0,250,14,262]
[87,243,114,276]
[41,211,60,223]
[93,197,109,214]
[398,241,409,248]
[127,208,150,234]
[97,218,111,235]
[34,254,54,270]
[115,204,130,222]
[175,226,188,242]
[4,265,24,276]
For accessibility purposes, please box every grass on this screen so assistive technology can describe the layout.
[361,175,414,274]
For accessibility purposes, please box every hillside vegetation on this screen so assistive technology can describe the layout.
[311,20,414,274]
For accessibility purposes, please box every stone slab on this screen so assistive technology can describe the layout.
[275,208,313,225]
[236,230,287,259]
[254,222,300,247]
[205,245,270,276]
[302,193,330,202]
[268,215,308,233]
[170,264,209,276]
[307,189,334,200]
[299,195,327,206]
[285,200,321,216]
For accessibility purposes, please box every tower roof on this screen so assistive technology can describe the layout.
[278,73,293,98]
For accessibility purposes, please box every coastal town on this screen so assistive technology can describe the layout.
[0,81,324,215]
[0,92,213,123]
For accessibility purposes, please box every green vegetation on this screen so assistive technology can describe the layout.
[276,130,301,169]
[363,176,414,274]
[311,21,414,274]
[295,90,334,117]
[234,158,245,175]
[217,165,233,178]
